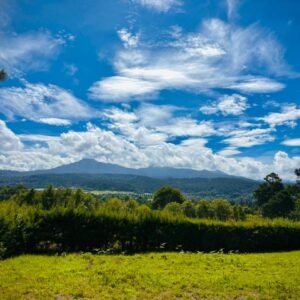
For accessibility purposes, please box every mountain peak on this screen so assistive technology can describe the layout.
[21,159,233,179]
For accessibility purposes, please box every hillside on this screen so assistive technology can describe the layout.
[0,173,258,202]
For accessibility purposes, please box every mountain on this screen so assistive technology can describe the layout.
[0,159,259,202]
[8,158,232,179]
[0,173,258,202]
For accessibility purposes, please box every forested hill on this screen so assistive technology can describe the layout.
[0,173,258,203]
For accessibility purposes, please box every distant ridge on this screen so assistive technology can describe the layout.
[1,158,234,179]
[0,159,259,202]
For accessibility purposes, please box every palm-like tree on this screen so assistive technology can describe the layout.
[0,69,7,81]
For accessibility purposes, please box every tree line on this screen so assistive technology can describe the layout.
[0,173,300,258]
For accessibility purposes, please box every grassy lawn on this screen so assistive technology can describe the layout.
[0,251,299,299]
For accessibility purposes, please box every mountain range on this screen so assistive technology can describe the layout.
[0,159,230,179]
[0,159,258,202]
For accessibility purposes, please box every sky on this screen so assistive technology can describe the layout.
[0,0,300,180]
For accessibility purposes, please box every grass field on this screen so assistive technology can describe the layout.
[0,252,300,299]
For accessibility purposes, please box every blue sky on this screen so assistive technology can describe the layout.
[0,0,300,180]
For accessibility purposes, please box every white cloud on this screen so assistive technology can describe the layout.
[0,31,66,74]
[222,128,275,148]
[227,0,240,20]
[200,94,248,116]
[118,28,139,48]
[0,120,299,180]
[102,104,216,145]
[273,151,300,179]
[0,82,93,123]
[89,76,158,101]
[19,134,59,143]
[38,118,72,126]
[218,147,241,157]
[229,78,285,93]
[90,18,286,101]
[282,138,300,147]
[0,120,23,152]
[132,0,182,12]
[260,105,300,128]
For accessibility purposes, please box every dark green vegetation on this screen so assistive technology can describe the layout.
[0,173,258,202]
[254,171,300,219]
[1,252,300,299]
[1,182,300,259]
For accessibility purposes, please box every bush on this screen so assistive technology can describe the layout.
[1,186,300,257]
[152,186,185,209]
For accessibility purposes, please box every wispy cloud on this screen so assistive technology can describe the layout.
[0,82,93,124]
[222,128,275,148]
[38,118,72,126]
[132,0,182,13]
[226,0,240,20]
[0,31,66,74]
[260,105,300,128]
[282,138,300,147]
[90,18,287,102]
[200,94,248,116]
[102,103,216,146]
[117,28,139,49]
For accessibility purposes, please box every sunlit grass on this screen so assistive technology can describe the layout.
[1,251,300,299]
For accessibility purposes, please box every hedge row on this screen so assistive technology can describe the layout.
[1,208,300,257]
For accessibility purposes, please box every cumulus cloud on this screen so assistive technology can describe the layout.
[260,105,300,128]
[200,94,248,116]
[1,121,298,180]
[0,82,93,124]
[90,19,286,101]
[0,120,23,152]
[102,104,216,147]
[132,0,182,13]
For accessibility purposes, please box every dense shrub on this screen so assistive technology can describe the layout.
[1,188,300,258]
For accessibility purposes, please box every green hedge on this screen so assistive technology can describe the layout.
[1,206,300,257]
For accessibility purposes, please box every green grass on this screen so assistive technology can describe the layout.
[1,252,300,299]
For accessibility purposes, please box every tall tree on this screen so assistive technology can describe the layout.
[152,186,185,209]
[262,190,294,218]
[254,173,284,207]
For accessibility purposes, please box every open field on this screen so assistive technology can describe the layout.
[0,251,300,299]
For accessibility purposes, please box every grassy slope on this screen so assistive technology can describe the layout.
[0,252,300,299]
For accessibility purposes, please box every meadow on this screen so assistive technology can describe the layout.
[0,251,300,299]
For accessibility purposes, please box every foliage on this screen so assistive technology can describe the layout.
[152,186,185,209]
[262,190,295,218]
[254,173,284,207]
[254,172,300,218]
[0,173,258,202]
[0,186,300,258]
